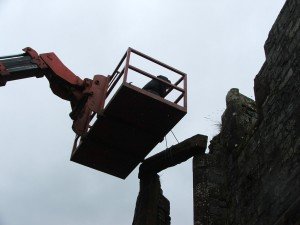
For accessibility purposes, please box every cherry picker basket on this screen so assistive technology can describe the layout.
[71,48,187,179]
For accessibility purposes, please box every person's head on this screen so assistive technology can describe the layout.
[157,75,170,83]
[142,75,171,97]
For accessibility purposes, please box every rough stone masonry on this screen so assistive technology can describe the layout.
[193,0,300,224]
[133,135,207,225]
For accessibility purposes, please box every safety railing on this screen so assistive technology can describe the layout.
[73,48,187,152]
[107,48,187,109]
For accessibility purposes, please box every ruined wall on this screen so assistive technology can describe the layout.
[193,89,258,225]
[132,175,171,225]
[133,135,207,225]
[193,0,300,224]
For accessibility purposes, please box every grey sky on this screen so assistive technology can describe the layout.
[0,1,285,225]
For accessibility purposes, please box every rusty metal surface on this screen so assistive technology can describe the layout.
[72,48,188,178]
[107,47,187,108]
[0,47,107,137]
[71,76,109,136]
[71,83,187,179]
[128,65,184,93]
[106,83,186,137]
[88,75,109,113]
[40,53,83,86]
[23,47,47,70]
[1,47,188,179]
[130,48,186,76]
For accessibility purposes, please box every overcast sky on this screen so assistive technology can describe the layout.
[0,1,285,225]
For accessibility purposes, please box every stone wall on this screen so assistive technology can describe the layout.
[133,135,207,225]
[193,89,258,225]
[193,0,300,224]
[132,175,171,225]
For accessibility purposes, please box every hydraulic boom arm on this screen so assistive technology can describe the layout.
[0,47,109,136]
[0,47,188,179]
